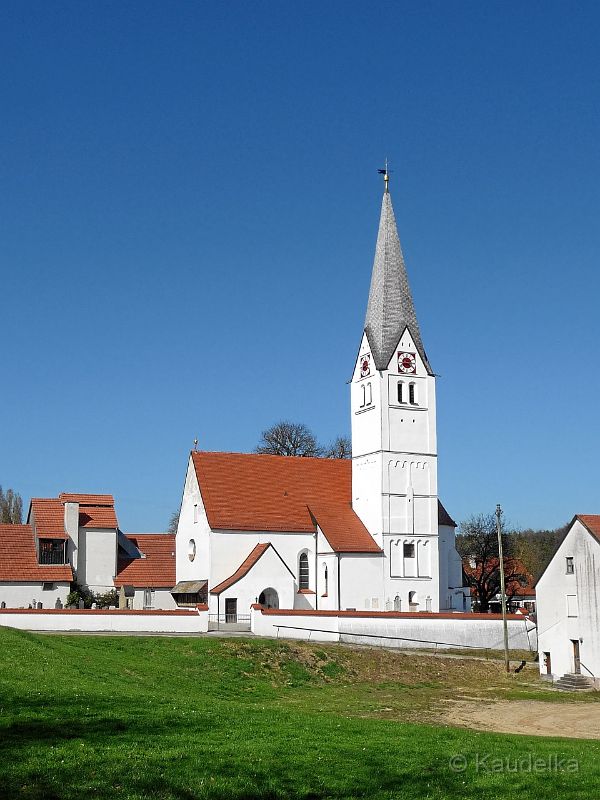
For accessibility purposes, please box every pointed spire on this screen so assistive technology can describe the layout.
[364,188,433,374]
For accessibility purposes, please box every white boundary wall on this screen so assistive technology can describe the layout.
[0,607,209,634]
[251,607,537,651]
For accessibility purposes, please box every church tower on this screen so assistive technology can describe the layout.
[351,172,440,612]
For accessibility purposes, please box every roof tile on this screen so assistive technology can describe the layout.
[0,525,72,582]
[115,534,176,588]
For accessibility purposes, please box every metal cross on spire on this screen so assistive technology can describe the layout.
[378,158,390,192]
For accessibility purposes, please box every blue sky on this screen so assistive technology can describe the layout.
[1,1,599,532]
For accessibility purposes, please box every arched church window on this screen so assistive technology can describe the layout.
[397,382,404,403]
[408,383,416,405]
[360,385,366,408]
[299,552,309,589]
[366,382,372,405]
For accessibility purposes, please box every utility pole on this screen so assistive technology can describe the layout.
[496,504,510,673]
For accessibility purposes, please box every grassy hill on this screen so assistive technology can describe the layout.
[0,628,597,799]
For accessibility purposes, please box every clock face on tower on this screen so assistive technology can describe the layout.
[398,351,416,374]
[360,353,371,378]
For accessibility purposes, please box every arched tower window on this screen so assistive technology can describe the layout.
[397,381,404,403]
[299,552,309,589]
[408,383,416,405]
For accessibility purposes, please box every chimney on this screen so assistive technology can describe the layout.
[64,501,79,573]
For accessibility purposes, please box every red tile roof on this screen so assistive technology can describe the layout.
[78,505,118,529]
[29,498,69,540]
[309,503,381,553]
[0,525,73,582]
[115,534,176,588]
[29,494,118,534]
[59,493,115,505]
[577,515,600,542]
[211,542,271,595]
[193,452,381,552]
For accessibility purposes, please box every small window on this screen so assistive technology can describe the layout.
[188,539,196,562]
[323,564,328,595]
[42,582,54,591]
[403,543,415,558]
[566,594,578,617]
[193,504,199,524]
[408,383,416,404]
[397,382,404,403]
[143,588,154,609]
[566,557,574,574]
[299,552,309,589]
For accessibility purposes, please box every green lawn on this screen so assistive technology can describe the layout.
[0,628,598,799]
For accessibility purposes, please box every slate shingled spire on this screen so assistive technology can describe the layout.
[364,189,433,374]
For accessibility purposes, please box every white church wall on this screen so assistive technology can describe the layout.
[339,553,384,611]
[0,581,70,609]
[208,529,311,594]
[537,520,600,681]
[175,457,211,584]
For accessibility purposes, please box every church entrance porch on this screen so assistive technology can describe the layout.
[258,587,279,609]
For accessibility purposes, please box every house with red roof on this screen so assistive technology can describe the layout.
[172,174,469,624]
[536,515,600,687]
[0,493,177,610]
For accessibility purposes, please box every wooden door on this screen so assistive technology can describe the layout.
[572,640,581,674]
[225,598,237,623]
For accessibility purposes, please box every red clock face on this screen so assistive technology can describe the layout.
[360,354,371,377]
[398,352,416,374]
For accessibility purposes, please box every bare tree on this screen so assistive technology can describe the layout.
[167,510,179,534]
[323,435,352,459]
[456,513,527,613]
[0,487,23,524]
[255,421,322,457]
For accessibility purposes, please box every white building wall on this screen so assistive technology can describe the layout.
[339,553,385,611]
[208,529,315,607]
[537,520,600,681]
[78,529,117,591]
[0,581,70,609]
[129,588,178,610]
[251,607,537,651]
[0,608,208,633]
[175,457,211,584]
[210,546,296,618]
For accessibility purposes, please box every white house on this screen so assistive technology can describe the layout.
[536,515,600,687]
[0,493,176,610]
[174,174,470,623]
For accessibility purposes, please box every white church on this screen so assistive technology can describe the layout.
[173,174,470,622]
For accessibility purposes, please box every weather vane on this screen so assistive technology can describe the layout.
[378,158,390,192]
[193,437,198,451]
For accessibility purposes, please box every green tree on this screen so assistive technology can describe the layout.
[456,512,527,613]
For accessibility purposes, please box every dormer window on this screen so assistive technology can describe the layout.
[38,539,66,565]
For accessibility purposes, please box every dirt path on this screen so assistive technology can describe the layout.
[442,699,600,739]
